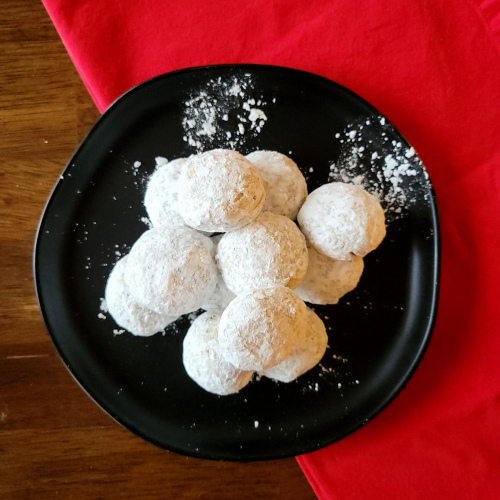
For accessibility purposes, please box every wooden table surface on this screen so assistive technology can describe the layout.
[0,2,317,498]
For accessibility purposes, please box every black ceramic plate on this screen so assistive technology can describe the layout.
[34,65,439,461]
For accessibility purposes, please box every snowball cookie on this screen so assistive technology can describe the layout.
[297,182,386,260]
[183,311,253,395]
[218,286,308,371]
[201,235,236,311]
[178,149,266,232]
[262,308,328,382]
[124,226,217,316]
[216,212,309,295]
[245,150,307,220]
[143,157,187,227]
[295,245,364,305]
[105,256,178,336]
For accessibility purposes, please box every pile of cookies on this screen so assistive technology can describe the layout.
[104,149,386,395]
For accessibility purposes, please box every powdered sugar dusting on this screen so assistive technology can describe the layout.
[182,74,271,151]
[329,116,431,221]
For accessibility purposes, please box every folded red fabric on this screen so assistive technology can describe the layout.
[41,0,500,498]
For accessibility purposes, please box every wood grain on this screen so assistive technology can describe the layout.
[0,2,317,498]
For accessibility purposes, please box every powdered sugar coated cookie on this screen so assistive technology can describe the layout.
[245,150,307,220]
[297,182,386,260]
[183,311,253,395]
[295,245,364,304]
[218,286,308,371]
[178,149,266,232]
[216,212,309,295]
[262,308,328,382]
[105,256,178,336]
[143,157,186,227]
[124,226,217,316]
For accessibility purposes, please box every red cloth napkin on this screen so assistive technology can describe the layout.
[42,0,500,498]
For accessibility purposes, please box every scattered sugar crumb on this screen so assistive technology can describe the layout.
[328,117,431,221]
[332,354,348,363]
[248,108,267,130]
[181,74,275,151]
[155,156,169,166]
[140,216,153,228]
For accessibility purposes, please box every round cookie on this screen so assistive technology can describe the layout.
[124,226,217,316]
[183,311,253,395]
[262,308,328,382]
[105,256,178,336]
[216,212,309,295]
[201,235,236,311]
[218,286,308,371]
[295,245,364,304]
[143,157,186,227]
[178,149,266,232]
[245,150,307,220]
[297,182,386,260]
